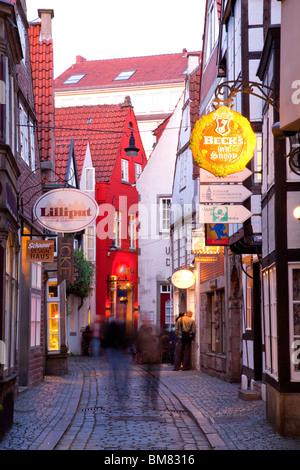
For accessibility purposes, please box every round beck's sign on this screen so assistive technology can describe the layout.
[33,188,99,233]
[190,106,256,177]
[171,269,195,289]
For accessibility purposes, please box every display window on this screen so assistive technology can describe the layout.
[47,280,60,351]
[289,264,300,381]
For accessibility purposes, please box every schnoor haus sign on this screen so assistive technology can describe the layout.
[33,188,99,233]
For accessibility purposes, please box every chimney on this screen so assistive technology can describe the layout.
[38,9,54,40]
[76,55,87,63]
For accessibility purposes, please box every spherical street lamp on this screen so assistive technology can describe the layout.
[293,206,300,220]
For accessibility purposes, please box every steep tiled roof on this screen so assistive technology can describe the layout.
[54,52,194,91]
[54,104,129,183]
[28,21,55,163]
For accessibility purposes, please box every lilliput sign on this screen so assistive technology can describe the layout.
[33,189,99,233]
[190,106,256,177]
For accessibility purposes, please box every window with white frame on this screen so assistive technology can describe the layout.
[129,213,137,249]
[85,168,95,191]
[254,134,262,183]
[165,299,174,325]
[289,264,300,381]
[205,0,219,64]
[179,153,187,189]
[159,198,171,233]
[85,226,95,261]
[121,159,129,182]
[135,163,142,181]
[113,211,122,247]
[263,266,278,379]
[19,103,29,164]
[31,294,41,348]
[30,120,36,170]
[47,280,60,351]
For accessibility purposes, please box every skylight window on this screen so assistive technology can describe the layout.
[63,74,86,85]
[114,70,136,81]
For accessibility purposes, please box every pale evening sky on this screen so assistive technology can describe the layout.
[26,0,205,78]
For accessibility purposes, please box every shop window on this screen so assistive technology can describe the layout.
[209,290,225,354]
[30,262,42,347]
[245,266,253,330]
[47,280,60,351]
[4,235,18,371]
[263,266,278,379]
[289,264,300,381]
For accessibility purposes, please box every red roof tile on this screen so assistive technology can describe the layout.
[28,21,55,163]
[54,52,196,91]
[54,104,130,183]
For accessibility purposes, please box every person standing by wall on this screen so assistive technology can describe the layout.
[173,311,195,371]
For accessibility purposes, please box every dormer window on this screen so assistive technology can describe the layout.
[114,70,136,81]
[63,74,86,85]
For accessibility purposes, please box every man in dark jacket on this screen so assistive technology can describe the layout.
[173,311,196,371]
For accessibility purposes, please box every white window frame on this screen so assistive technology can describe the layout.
[129,213,137,249]
[30,294,41,348]
[85,167,95,191]
[19,103,29,164]
[114,70,136,81]
[29,119,36,170]
[85,226,95,261]
[205,0,219,64]
[135,163,142,181]
[159,198,171,233]
[63,74,86,85]
[114,211,122,247]
[121,159,129,182]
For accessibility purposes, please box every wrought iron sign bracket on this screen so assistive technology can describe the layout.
[213,80,300,175]
[213,79,279,112]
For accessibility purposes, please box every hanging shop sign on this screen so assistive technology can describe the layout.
[199,204,252,224]
[57,237,74,285]
[171,269,195,289]
[205,223,229,246]
[191,229,220,261]
[26,239,55,262]
[190,106,256,177]
[33,188,99,233]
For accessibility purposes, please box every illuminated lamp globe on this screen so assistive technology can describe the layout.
[293,206,300,220]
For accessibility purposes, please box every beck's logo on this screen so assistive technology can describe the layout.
[215,117,230,136]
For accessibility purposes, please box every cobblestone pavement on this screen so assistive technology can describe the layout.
[2,355,300,451]
[0,356,210,451]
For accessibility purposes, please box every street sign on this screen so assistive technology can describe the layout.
[199,205,252,224]
[200,184,252,203]
[200,168,252,183]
